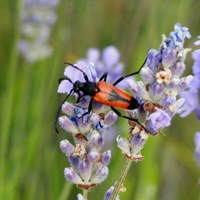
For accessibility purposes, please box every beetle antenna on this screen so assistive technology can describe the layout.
[113,57,147,86]
[58,77,74,84]
[64,62,89,81]
[55,89,74,134]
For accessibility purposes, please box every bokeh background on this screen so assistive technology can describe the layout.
[1,0,200,200]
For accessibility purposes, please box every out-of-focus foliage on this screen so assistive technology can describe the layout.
[0,0,200,200]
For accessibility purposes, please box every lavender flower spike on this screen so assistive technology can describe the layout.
[18,0,60,62]
[178,37,200,119]
[104,186,120,200]
[77,194,86,200]
[179,37,200,173]
[59,103,114,190]
[117,126,148,160]
[127,23,193,135]
[194,132,200,167]
[112,23,192,200]
[57,60,121,191]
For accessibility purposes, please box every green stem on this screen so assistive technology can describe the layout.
[110,158,133,200]
[83,189,89,199]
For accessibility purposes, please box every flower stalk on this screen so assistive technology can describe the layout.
[109,158,132,200]
[83,190,89,199]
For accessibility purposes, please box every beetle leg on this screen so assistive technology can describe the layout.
[80,98,94,117]
[76,94,85,103]
[110,107,151,134]
[99,72,108,81]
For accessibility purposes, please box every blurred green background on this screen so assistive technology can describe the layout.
[0,0,200,199]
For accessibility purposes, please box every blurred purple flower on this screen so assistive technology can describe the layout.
[78,46,128,88]
[178,37,200,172]
[18,0,60,62]
[194,132,200,167]
[104,185,120,200]
[77,194,86,200]
[178,37,200,119]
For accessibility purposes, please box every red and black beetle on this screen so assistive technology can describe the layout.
[56,59,148,133]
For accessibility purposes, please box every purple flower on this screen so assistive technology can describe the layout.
[77,194,86,200]
[104,186,120,200]
[61,132,111,189]
[168,23,191,47]
[58,62,97,94]
[90,165,109,184]
[18,0,60,62]
[57,58,120,190]
[178,37,200,172]
[178,89,199,117]
[116,127,148,160]
[64,167,83,184]
[194,132,200,167]
[58,102,117,134]
[102,150,111,165]
[78,46,128,88]
[112,25,192,198]
[126,23,192,135]
[178,37,200,119]
[60,139,75,156]
[146,109,171,134]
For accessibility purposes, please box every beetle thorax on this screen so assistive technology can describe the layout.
[82,81,97,95]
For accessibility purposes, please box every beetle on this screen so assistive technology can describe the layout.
[56,58,149,133]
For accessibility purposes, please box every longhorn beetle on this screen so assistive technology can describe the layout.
[56,58,149,133]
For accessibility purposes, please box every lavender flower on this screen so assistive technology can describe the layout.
[194,132,200,167]
[58,59,120,190]
[113,23,192,161]
[78,46,128,88]
[178,36,200,118]
[77,194,86,200]
[60,103,115,190]
[126,23,192,135]
[178,37,200,174]
[18,0,60,62]
[104,186,120,200]
[116,126,148,160]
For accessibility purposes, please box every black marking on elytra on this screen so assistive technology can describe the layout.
[108,90,139,110]
[128,97,139,109]
[108,90,130,103]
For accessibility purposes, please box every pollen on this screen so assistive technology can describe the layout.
[156,68,172,84]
